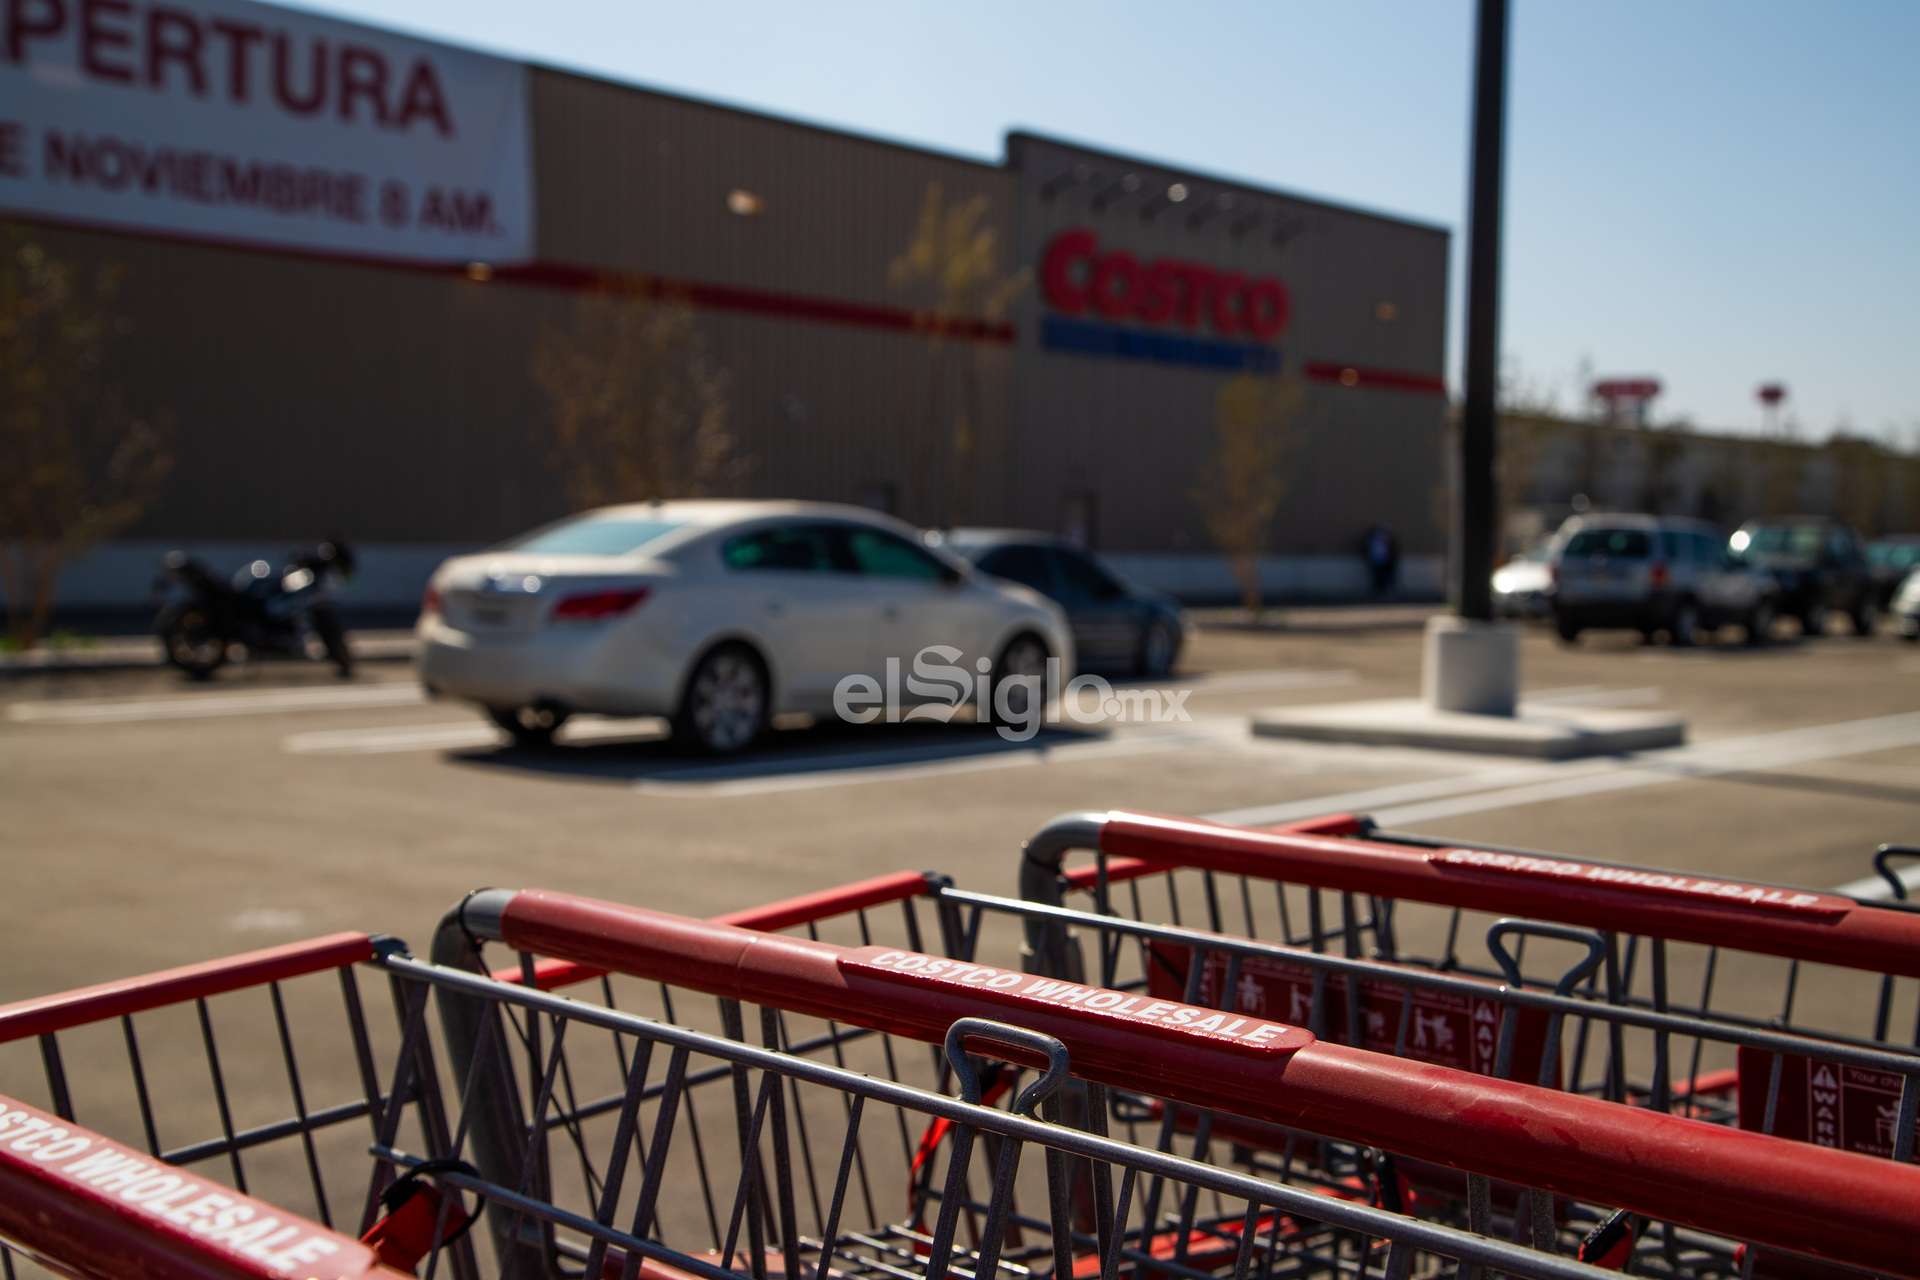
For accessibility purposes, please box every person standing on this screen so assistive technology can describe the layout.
[1364,523,1400,596]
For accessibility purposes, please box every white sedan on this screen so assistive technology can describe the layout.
[417,501,1073,752]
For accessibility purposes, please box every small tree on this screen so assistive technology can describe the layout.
[0,226,172,648]
[888,184,1027,526]
[1191,373,1302,620]
[528,288,744,510]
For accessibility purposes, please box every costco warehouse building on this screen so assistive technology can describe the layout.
[3,0,1451,616]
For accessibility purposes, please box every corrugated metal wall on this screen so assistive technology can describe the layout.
[62,67,1445,558]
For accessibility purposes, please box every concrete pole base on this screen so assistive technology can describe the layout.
[1422,615,1519,716]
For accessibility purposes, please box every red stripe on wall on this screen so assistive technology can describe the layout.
[0,212,1017,345]
[485,261,1016,344]
[1304,359,1447,396]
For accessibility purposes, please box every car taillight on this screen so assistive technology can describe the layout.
[421,584,443,616]
[1548,564,1558,584]
[552,587,652,622]
[1649,563,1669,588]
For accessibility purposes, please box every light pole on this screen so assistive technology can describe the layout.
[1457,0,1508,620]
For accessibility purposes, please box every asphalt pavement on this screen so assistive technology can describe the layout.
[4,612,1917,1005]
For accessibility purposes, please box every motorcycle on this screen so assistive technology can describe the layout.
[152,542,357,679]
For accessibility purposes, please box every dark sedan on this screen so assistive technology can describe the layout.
[1730,517,1877,636]
[942,530,1188,677]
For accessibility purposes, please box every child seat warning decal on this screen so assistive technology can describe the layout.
[839,947,1314,1058]
[0,1094,377,1278]
[1146,944,1556,1082]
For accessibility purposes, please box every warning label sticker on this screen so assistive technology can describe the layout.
[1144,945,1553,1081]
[1736,1048,1913,1160]
[839,947,1314,1058]
[1430,849,1851,918]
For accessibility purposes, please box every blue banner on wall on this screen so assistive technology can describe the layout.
[1040,316,1282,374]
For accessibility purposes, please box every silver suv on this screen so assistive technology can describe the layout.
[1551,515,1778,646]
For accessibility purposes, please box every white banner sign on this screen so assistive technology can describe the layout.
[0,0,532,264]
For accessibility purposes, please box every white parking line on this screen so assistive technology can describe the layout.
[9,683,425,723]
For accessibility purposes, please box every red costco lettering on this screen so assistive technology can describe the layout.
[3,0,455,135]
[1039,226,1291,341]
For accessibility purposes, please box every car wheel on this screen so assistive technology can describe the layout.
[1554,615,1581,643]
[1852,599,1881,637]
[988,633,1052,723]
[159,605,227,679]
[1802,603,1829,637]
[674,643,767,754]
[488,703,569,748]
[1668,601,1701,648]
[1744,599,1775,646]
[1136,618,1180,679]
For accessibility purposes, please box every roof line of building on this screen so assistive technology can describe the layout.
[1004,129,1451,238]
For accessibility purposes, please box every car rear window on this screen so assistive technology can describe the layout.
[1563,529,1650,558]
[976,545,1054,593]
[1744,526,1822,557]
[500,517,685,556]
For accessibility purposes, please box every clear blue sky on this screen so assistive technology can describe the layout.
[291,0,1920,445]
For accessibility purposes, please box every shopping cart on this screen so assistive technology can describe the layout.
[1003,811,1920,1152]
[425,890,1920,1269]
[8,879,1919,1280]
[0,871,936,1280]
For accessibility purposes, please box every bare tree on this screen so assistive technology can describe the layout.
[0,226,172,649]
[529,288,744,510]
[889,184,1027,526]
[1191,373,1303,620]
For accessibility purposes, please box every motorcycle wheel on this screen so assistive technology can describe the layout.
[158,604,228,679]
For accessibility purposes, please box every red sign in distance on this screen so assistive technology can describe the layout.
[1594,378,1662,399]
[1758,383,1786,406]
[1039,228,1291,341]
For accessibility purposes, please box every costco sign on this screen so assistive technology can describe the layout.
[1040,227,1292,340]
[0,0,531,264]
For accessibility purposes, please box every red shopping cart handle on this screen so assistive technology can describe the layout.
[0,1093,410,1280]
[463,887,1920,1280]
[1078,812,1920,979]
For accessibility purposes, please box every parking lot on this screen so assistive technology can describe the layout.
[5,610,1918,1007]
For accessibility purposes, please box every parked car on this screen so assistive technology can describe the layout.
[1729,517,1876,636]
[1892,568,1920,641]
[1551,515,1776,646]
[1492,544,1556,619]
[941,529,1189,677]
[418,502,1073,753]
[1868,535,1920,610]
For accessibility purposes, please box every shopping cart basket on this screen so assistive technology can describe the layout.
[1008,810,1920,1145]
[4,885,1657,1280]
[419,885,1920,1278]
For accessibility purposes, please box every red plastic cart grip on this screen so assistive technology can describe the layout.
[488,870,939,993]
[0,1093,408,1280]
[487,887,1920,1279]
[1092,812,1920,978]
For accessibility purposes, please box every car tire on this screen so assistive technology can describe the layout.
[1136,618,1180,679]
[1554,615,1581,643]
[1744,599,1775,647]
[488,703,569,748]
[158,604,228,679]
[1852,599,1881,637]
[987,632,1052,724]
[673,643,767,755]
[1801,603,1829,638]
[1668,601,1701,648]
